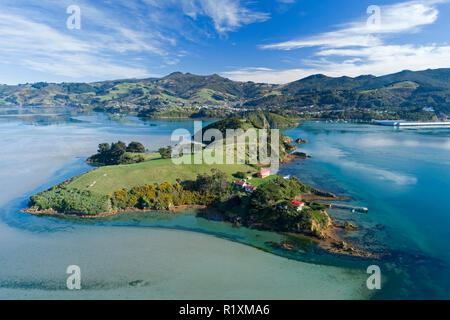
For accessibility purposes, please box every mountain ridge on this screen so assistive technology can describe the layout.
[1,68,449,118]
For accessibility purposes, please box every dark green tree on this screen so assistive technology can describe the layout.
[194,169,230,197]
[127,141,146,153]
[158,146,173,159]
[110,141,126,160]
[234,171,247,179]
[96,143,110,163]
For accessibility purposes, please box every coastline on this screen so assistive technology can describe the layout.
[271,226,377,259]
[23,203,377,259]
[22,133,375,259]
[22,204,212,219]
[211,207,377,259]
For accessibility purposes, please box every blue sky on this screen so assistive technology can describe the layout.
[0,0,449,84]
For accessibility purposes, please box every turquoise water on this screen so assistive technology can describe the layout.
[0,109,449,299]
[282,122,450,299]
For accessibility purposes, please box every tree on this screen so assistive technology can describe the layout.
[127,141,145,153]
[158,146,172,159]
[110,141,127,162]
[250,176,302,209]
[96,143,110,163]
[234,171,247,179]
[194,169,229,197]
[89,141,145,166]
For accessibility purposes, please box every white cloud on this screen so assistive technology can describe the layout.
[141,0,269,34]
[224,44,450,83]
[223,67,322,84]
[0,13,93,54]
[178,0,269,33]
[262,0,443,50]
[22,54,151,79]
[0,0,269,82]
[225,0,450,84]
[0,1,176,81]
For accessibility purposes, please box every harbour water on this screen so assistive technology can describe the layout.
[282,122,450,299]
[0,108,449,299]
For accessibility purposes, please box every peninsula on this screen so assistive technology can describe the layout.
[23,113,373,258]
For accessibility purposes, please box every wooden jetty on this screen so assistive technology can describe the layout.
[319,201,369,213]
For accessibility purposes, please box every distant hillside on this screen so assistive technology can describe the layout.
[1,68,449,119]
[281,69,450,93]
[0,72,276,112]
[249,69,450,118]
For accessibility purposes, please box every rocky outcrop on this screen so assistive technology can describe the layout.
[311,189,336,198]
[291,151,311,159]
[297,210,332,240]
[267,241,297,251]
[295,138,308,144]
[344,221,358,231]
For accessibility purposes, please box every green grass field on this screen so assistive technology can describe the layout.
[67,153,254,195]
[247,175,277,187]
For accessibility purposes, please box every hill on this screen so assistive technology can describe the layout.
[250,69,450,119]
[0,72,276,114]
[1,68,449,119]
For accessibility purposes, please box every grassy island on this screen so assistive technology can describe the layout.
[24,113,373,257]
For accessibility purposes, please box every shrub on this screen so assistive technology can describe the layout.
[88,141,146,165]
[29,186,109,215]
[234,171,247,179]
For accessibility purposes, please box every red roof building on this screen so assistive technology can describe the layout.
[233,181,257,193]
[290,200,305,211]
[257,169,271,178]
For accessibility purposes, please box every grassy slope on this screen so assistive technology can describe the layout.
[67,153,253,195]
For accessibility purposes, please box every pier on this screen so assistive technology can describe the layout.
[331,204,368,213]
[319,202,369,213]
[372,120,450,127]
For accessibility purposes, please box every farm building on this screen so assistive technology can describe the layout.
[257,169,271,179]
[290,200,305,211]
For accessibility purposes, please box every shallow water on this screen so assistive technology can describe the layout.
[0,110,372,300]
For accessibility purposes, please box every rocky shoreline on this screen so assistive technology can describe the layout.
[22,204,211,219]
[23,200,374,259]
[268,222,378,259]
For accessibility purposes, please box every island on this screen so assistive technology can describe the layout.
[23,112,374,258]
